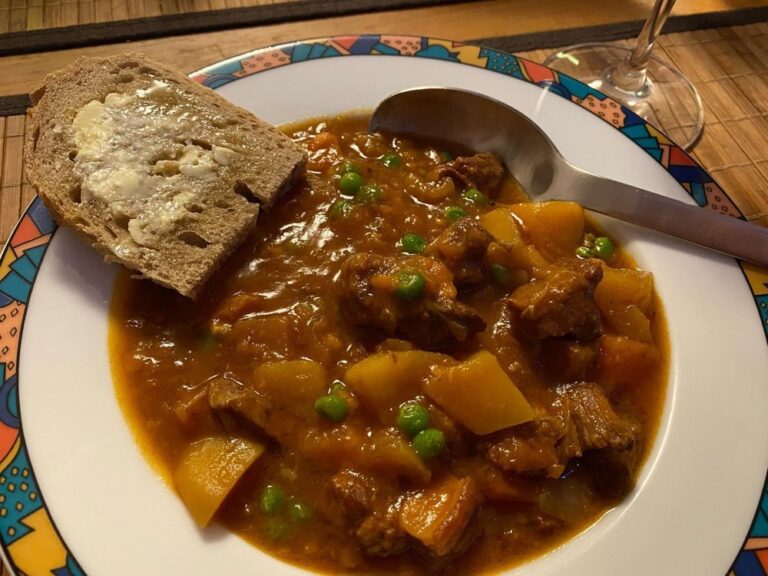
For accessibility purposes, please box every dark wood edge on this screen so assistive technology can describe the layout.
[2,5,768,117]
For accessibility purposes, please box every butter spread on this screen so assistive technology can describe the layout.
[71,80,240,247]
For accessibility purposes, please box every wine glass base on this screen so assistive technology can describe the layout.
[544,43,704,150]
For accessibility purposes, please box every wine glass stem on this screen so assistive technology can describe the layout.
[612,0,676,93]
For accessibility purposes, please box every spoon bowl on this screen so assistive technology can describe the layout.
[370,87,768,267]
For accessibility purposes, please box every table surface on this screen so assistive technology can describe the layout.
[0,1,767,575]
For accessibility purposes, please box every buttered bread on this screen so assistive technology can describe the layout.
[25,54,307,298]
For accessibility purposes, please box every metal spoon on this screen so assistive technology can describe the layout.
[369,87,768,267]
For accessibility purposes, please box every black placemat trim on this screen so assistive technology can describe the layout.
[0,95,32,117]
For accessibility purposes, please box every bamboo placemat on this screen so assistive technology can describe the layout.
[0,0,479,57]
[520,24,768,230]
[0,0,298,33]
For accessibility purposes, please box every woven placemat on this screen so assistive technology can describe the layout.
[0,0,301,33]
[0,0,475,56]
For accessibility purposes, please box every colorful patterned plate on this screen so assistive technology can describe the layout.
[1,36,767,576]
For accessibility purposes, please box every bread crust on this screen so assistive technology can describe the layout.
[24,53,307,298]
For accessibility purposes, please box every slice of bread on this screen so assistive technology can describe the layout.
[25,53,307,298]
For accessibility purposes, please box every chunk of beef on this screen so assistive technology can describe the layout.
[439,152,505,196]
[484,382,638,477]
[339,252,486,349]
[398,475,482,558]
[475,464,541,502]
[329,470,411,556]
[508,258,603,341]
[208,377,271,431]
[542,339,599,383]
[207,377,301,444]
[329,470,379,519]
[560,381,638,452]
[484,400,570,478]
[426,217,494,286]
[356,500,409,557]
[580,448,637,502]
[341,473,481,560]
[330,470,409,557]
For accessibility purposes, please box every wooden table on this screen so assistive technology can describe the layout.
[0,1,767,575]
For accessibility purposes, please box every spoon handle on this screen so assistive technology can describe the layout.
[564,172,768,267]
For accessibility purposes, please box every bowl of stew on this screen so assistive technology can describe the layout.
[6,36,768,576]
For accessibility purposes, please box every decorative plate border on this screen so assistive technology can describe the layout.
[0,35,765,576]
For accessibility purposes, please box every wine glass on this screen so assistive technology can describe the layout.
[543,0,704,150]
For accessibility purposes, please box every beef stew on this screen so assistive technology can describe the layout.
[110,114,667,574]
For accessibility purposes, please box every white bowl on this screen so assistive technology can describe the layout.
[1,36,766,576]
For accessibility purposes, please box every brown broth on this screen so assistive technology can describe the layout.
[110,114,668,575]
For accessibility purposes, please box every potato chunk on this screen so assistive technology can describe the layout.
[255,359,327,420]
[597,335,660,392]
[508,202,585,260]
[594,267,655,341]
[480,206,548,273]
[424,351,533,435]
[603,304,653,343]
[344,351,452,419]
[173,436,264,527]
[594,266,654,317]
[399,475,480,556]
[480,206,525,247]
[361,428,431,484]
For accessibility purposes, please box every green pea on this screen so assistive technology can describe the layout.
[197,331,217,350]
[490,262,510,286]
[263,518,291,541]
[394,271,426,302]
[355,184,382,204]
[594,236,615,260]
[462,188,487,206]
[400,233,427,254]
[336,161,360,175]
[260,484,286,515]
[288,499,313,522]
[314,394,349,422]
[330,380,348,394]
[439,151,452,162]
[328,199,353,219]
[576,246,596,259]
[381,153,402,168]
[397,402,430,437]
[445,206,466,222]
[412,428,445,459]
[339,171,364,196]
